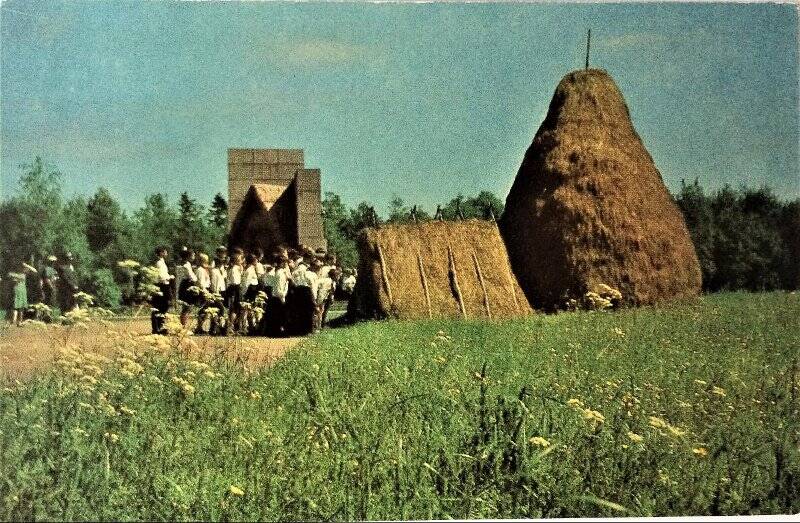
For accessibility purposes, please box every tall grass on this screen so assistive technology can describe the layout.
[1,292,798,519]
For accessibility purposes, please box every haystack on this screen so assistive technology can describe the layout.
[350,220,532,320]
[500,68,702,310]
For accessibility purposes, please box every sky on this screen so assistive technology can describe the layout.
[1,1,798,214]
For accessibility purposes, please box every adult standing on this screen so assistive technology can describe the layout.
[8,261,37,326]
[56,252,79,314]
[41,255,59,307]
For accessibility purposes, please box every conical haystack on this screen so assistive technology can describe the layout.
[500,68,702,310]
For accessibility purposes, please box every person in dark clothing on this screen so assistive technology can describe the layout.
[151,246,174,335]
[41,255,59,307]
[56,253,79,313]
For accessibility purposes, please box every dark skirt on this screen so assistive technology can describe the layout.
[243,284,260,303]
[264,296,286,337]
[226,284,241,311]
[288,285,316,336]
[178,279,197,306]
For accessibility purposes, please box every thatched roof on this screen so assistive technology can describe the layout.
[500,68,702,310]
[350,219,532,320]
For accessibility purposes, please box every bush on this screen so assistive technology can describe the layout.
[85,268,121,308]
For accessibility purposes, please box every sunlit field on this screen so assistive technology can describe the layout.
[1,292,798,519]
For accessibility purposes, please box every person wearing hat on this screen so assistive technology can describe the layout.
[41,255,59,307]
[56,252,79,314]
[7,261,37,326]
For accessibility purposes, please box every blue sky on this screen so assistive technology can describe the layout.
[1,1,797,213]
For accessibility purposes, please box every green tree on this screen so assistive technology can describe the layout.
[206,193,228,251]
[176,192,206,250]
[441,191,504,221]
[321,192,359,269]
[132,194,178,263]
[387,196,410,224]
[208,193,228,229]
[676,179,716,287]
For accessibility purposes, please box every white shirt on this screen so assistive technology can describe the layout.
[341,275,356,293]
[265,267,290,302]
[196,266,211,291]
[227,264,243,286]
[316,276,333,306]
[210,266,226,294]
[243,265,259,287]
[176,261,197,289]
[294,265,318,297]
[155,258,172,284]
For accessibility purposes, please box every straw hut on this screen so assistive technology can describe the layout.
[500,68,702,310]
[350,219,532,320]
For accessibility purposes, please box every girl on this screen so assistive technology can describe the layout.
[194,253,211,334]
[151,246,173,335]
[226,248,244,333]
[175,247,197,329]
[8,261,37,326]
[242,253,260,334]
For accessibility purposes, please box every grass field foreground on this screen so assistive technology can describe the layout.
[1,292,798,519]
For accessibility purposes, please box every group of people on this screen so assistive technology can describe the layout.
[4,253,80,326]
[150,244,357,337]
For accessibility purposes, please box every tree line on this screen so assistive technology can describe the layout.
[1,157,797,308]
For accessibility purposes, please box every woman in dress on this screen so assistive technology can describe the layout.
[8,261,37,326]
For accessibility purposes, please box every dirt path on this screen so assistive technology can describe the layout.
[0,318,304,381]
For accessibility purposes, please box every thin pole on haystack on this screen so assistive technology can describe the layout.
[417,251,432,319]
[376,242,394,307]
[585,29,591,70]
[435,205,443,221]
[448,245,467,318]
[472,252,492,319]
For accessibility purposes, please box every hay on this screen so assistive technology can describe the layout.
[351,220,532,320]
[500,68,702,310]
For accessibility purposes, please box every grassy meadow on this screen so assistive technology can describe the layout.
[1,292,798,519]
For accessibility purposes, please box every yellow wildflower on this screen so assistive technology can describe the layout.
[693,379,707,386]
[104,432,120,443]
[566,398,583,408]
[528,436,551,448]
[627,431,644,443]
[582,409,605,424]
[229,485,244,496]
[648,416,669,430]
[692,447,709,457]
[711,386,727,397]
[119,405,136,416]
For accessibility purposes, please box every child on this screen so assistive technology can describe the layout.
[151,246,174,334]
[175,247,198,329]
[194,253,211,334]
[264,254,291,337]
[242,253,260,334]
[315,266,334,332]
[8,261,37,326]
[209,251,228,336]
[226,247,244,333]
